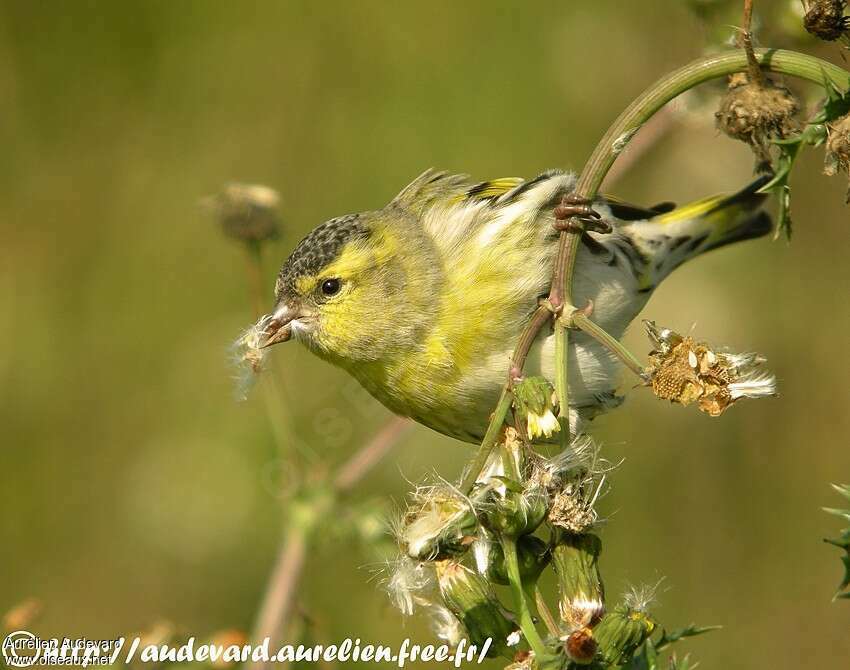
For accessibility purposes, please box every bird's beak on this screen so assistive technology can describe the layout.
[257,306,297,348]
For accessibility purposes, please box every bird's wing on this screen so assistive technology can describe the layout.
[391,168,530,216]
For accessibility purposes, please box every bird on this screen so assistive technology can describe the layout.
[257,169,771,443]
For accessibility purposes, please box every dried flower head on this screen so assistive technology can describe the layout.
[397,482,477,561]
[716,73,799,169]
[382,556,435,616]
[513,376,560,441]
[549,480,604,534]
[824,113,850,202]
[804,0,849,41]
[203,183,281,243]
[528,434,598,493]
[547,436,611,533]
[644,321,777,416]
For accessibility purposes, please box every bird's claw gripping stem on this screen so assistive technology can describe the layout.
[553,194,612,234]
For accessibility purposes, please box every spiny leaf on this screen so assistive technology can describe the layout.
[758,83,850,241]
[823,507,850,522]
[655,624,721,651]
[668,653,698,670]
[824,482,850,601]
[830,483,850,501]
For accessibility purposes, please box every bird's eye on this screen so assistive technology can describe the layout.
[320,278,341,297]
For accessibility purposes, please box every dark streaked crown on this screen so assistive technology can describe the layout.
[276,213,370,296]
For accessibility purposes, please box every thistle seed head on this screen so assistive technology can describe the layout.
[825,113,850,202]
[804,0,849,41]
[397,482,477,561]
[644,321,777,416]
[382,555,435,616]
[715,73,799,170]
[231,317,273,400]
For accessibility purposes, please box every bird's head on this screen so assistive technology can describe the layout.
[259,210,440,367]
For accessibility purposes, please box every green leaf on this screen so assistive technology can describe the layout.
[824,482,850,601]
[655,624,721,651]
[822,507,850,522]
[758,83,850,241]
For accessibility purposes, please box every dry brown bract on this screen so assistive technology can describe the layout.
[804,0,849,42]
[716,73,799,169]
[825,113,850,202]
[644,321,777,417]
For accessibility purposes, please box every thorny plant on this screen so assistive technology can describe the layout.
[221,2,850,669]
[824,483,850,601]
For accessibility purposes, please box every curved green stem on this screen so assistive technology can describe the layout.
[502,535,547,656]
[570,312,646,380]
[549,48,849,426]
[468,47,848,495]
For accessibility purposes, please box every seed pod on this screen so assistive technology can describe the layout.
[552,532,605,630]
[400,486,478,561]
[715,73,799,170]
[804,0,849,41]
[825,113,850,202]
[435,560,515,658]
[592,605,655,666]
[644,321,777,416]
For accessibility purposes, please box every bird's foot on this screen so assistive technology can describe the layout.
[553,194,612,234]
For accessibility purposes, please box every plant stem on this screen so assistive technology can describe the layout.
[468,46,849,494]
[549,48,849,442]
[575,49,848,202]
[740,0,765,86]
[570,312,646,379]
[502,536,547,656]
[534,586,560,637]
[510,304,553,381]
[461,388,513,493]
[554,320,570,446]
[248,520,312,670]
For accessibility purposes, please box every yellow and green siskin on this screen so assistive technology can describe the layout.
[256,169,772,443]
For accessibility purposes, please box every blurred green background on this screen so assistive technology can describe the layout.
[1,1,848,668]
